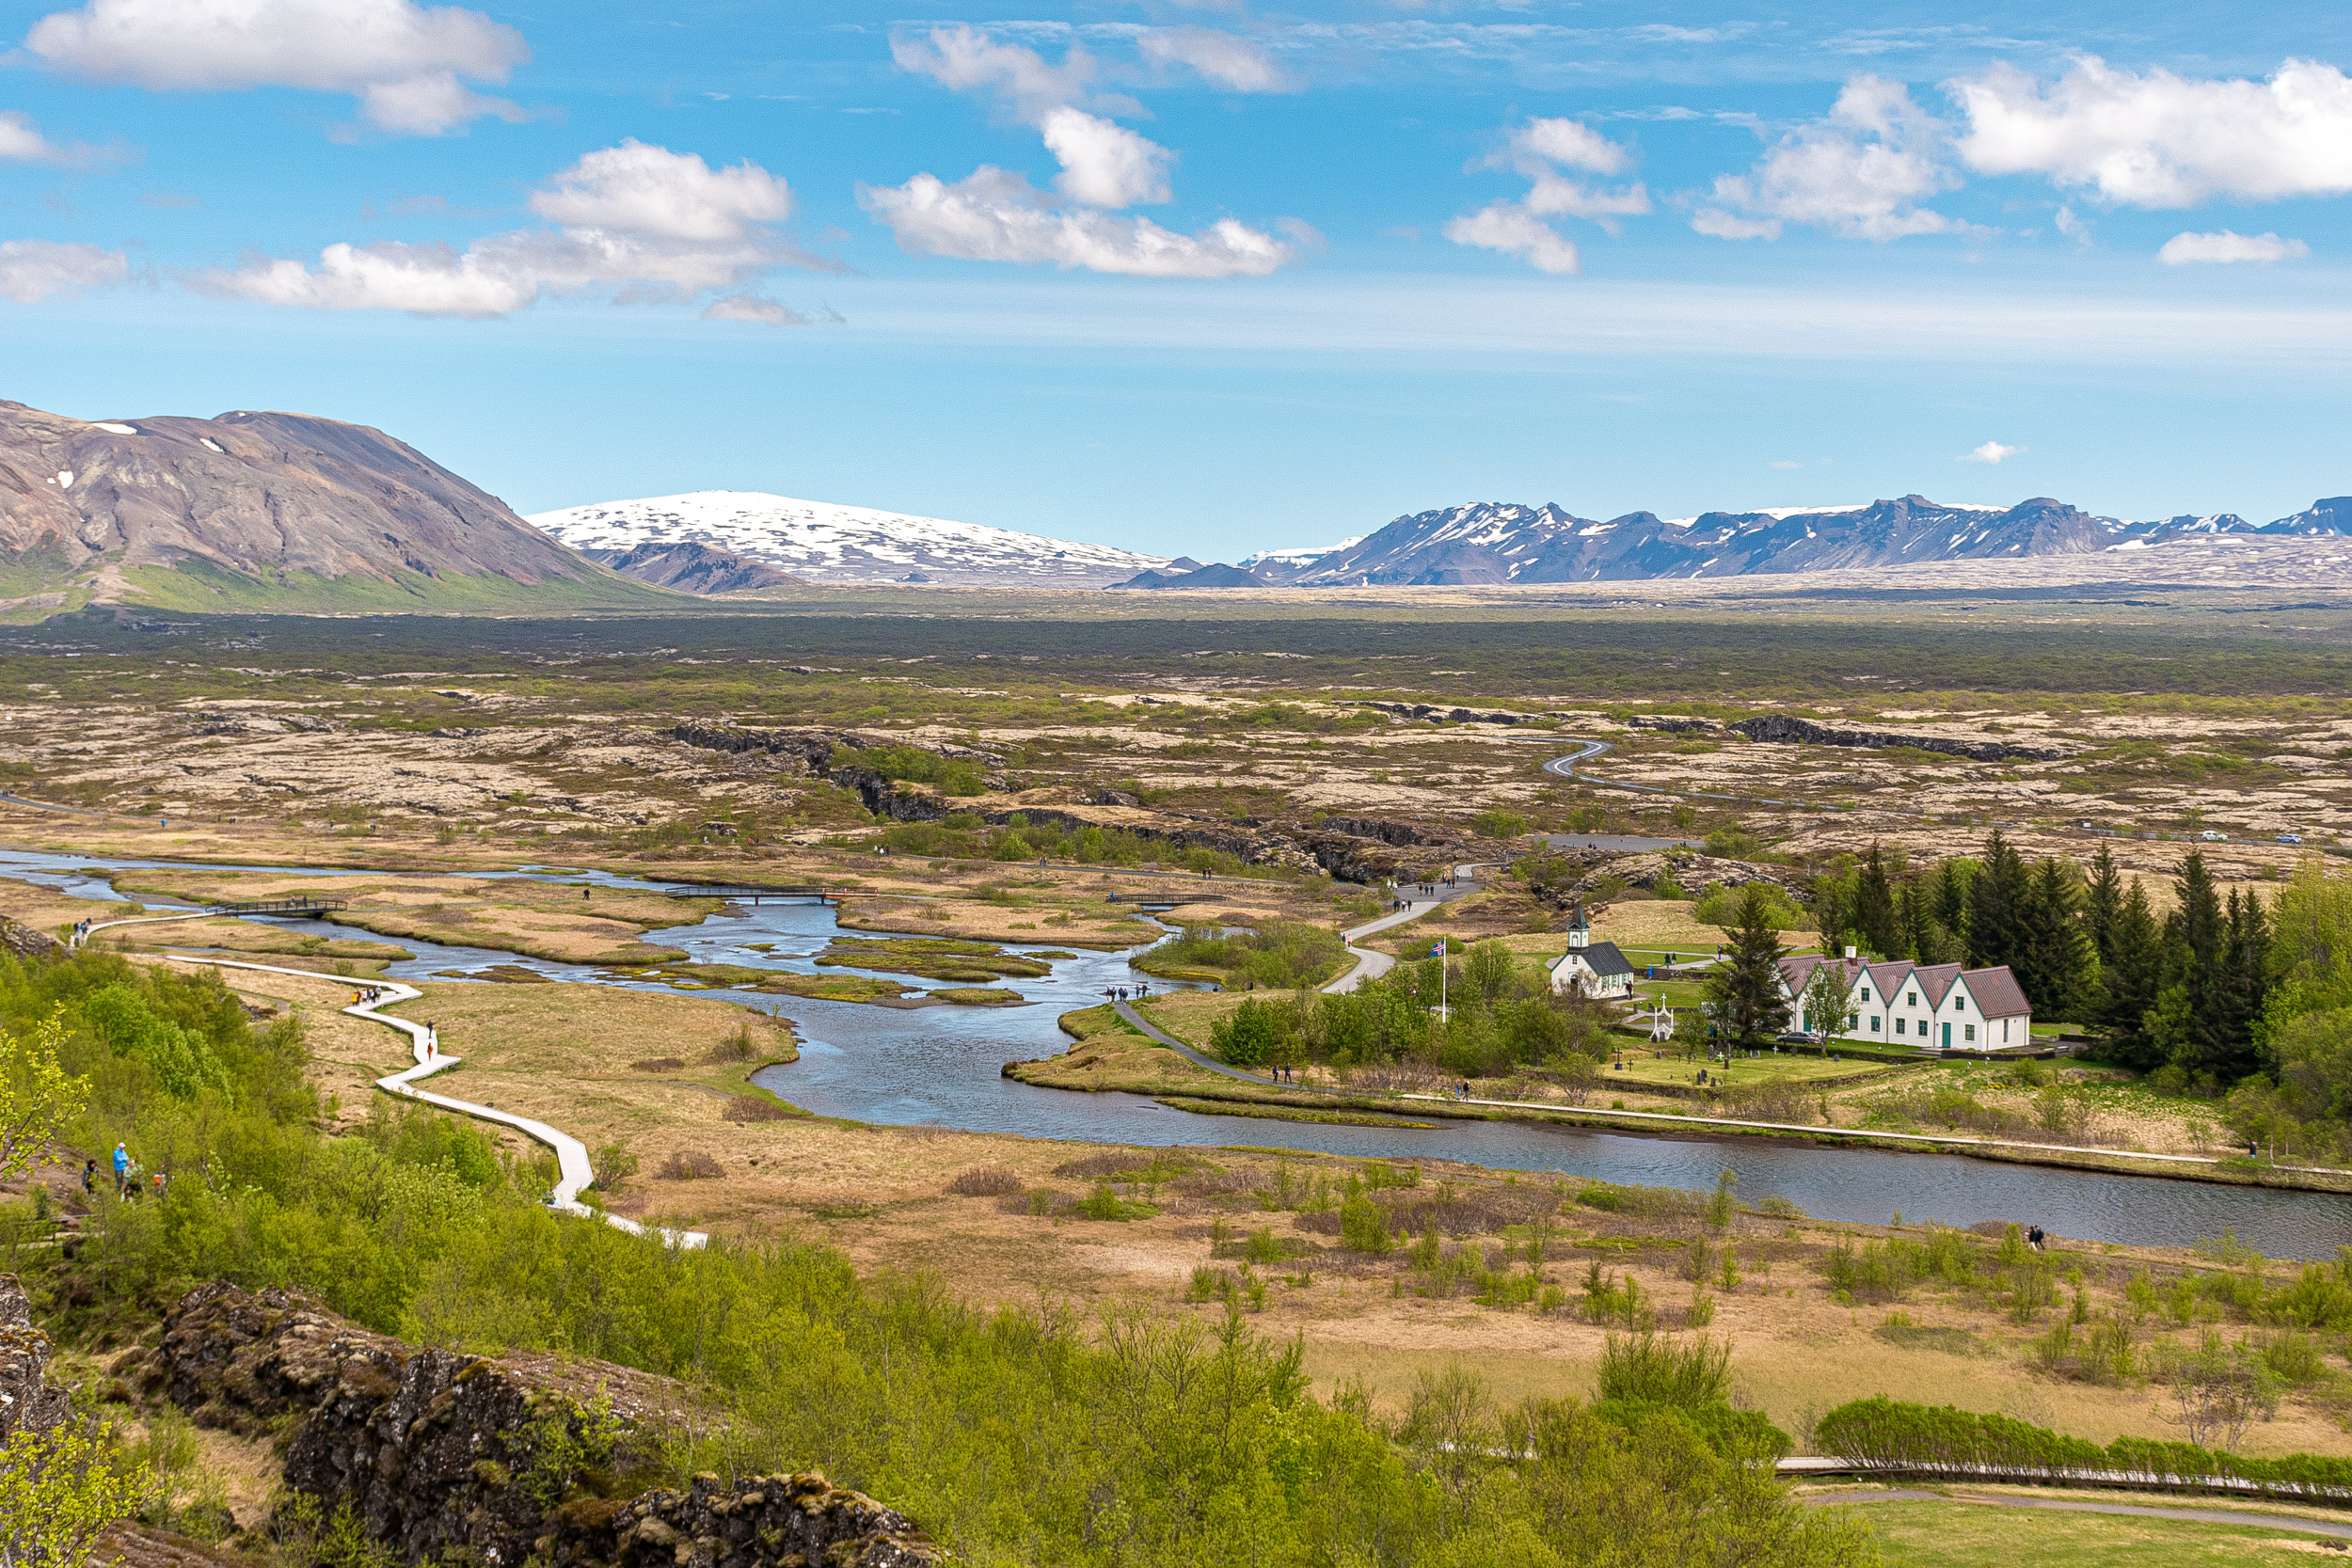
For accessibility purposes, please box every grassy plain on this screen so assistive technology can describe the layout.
[1838,1494,2350,1565]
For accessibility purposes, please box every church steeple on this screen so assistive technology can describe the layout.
[1567,898,1590,950]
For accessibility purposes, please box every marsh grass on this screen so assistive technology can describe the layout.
[656,1150,723,1180]
[946,1165,1024,1197]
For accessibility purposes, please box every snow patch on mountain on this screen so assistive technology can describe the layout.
[530,490,1168,587]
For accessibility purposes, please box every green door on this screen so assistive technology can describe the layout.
[1942,1022,1951,1049]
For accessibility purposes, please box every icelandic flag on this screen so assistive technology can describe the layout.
[1431,941,1446,957]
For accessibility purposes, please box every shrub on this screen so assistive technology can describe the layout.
[1340,1191,1391,1253]
[629,1057,686,1072]
[657,1150,723,1180]
[1597,1332,1731,1408]
[588,1144,639,1194]
[947,1165,1024,1197]
[720,1097,789,1123]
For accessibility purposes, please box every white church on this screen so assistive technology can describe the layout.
[1776,950,2034,1053]
[1546,901,1636,1000]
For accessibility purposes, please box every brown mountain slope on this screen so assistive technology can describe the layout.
[0,400,674,612]
[585,539,807,594]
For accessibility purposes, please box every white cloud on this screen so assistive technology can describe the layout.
[194,139,822,316]
[1040,107,1170,208]
[872,24,1295,277]
[1951,56,2352,207]
[1442,202,1580,274]
[1448,117,1646,271]
[2157,229,2309,265]
[24,0,529,135]
[0,111,59,162]
[890,23,1120,121]
[0,238,128,302]
[701,293,809,326]
[1137,27,1293,93]
[1505,118,1632,177]
[860,167,1292,278]
[1692,75,1958,241]
[1960,440,2023,463]
[1770,459,1804,469]
[2053,204,2090,245]
[529,138,790,238]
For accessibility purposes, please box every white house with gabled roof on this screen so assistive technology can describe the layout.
[1778,949,2033,1052]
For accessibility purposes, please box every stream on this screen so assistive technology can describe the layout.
[8,847,2350,1259]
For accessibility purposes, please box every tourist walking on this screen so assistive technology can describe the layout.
[112,1141,130,1197]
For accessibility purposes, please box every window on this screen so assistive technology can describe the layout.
[1917,1018,1929,1037]
[1895,1018,1906,1036]
[1954,995,1966,1011]
[1847,1012,1859,1030]
[1860,987,1871,1002]
[1965,1024,1976,1042]
[2003,1020,2010,1043]
[1870,1016,1882,1033]
[1908,991,1919,1006]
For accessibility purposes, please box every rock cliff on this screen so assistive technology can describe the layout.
[131,1282,947,1568]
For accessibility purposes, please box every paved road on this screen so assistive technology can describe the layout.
[1799,1485,2352,1539]
[1325,863,1489,993]
[162,953,707,1247]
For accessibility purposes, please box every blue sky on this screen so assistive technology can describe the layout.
[3,2,2349,557]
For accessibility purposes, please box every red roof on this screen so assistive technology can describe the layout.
[1959,965,2031,1019]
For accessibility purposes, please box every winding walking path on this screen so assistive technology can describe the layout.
[1797,1485,2352,1539]
[159,953,707,1248]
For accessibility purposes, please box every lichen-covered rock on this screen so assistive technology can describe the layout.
[1,1273,73,1440]
[140,1284,949,1568]
[541,1471,944,1568]
[0,915,63,960]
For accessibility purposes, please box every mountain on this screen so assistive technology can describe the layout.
[584,540,805,594]
[2262,497,2352,535]
[1279,495,2135,585]
[1112,561,1272,590]
[0,399,669,613]
[529,490,1168,588]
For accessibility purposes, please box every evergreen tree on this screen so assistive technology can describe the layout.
[1810,867,1854,959]
[2086,841,2124,965]
[1896,878,1937,963]
[2215,888,2272,1081]
[1965,832,2028,971]
[1705,884,1790,1049]
[2015,857,2095,1022]
[2098,880,2166,1070]
[1854,845,1899,959]
[2152,851,2229,1082]
[1935,858,1974,951]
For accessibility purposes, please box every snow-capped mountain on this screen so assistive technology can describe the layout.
[1277,495,2124,585]
[1243,494,2351,586]
[528,490,1168,588]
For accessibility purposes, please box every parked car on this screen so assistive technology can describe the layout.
[2279,832,2304,845]
[2200,830,2229,842]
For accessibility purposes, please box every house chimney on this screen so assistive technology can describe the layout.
[1844,945,1857,960]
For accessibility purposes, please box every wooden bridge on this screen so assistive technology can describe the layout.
[663,885,843,905]
[211,895,352,918]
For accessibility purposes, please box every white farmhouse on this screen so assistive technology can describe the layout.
[1778,949,2034,1052]
[1546,901,1635,1000]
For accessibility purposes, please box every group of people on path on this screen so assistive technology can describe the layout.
[352,987,439,1056]
[1104,984,1150,1003]
[83,1142,166,1203]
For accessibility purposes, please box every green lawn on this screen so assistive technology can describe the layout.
[1855,1497,2344,1566]
[1595,1049,1884,1089]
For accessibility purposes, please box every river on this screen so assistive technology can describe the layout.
[7,847,2347,1259]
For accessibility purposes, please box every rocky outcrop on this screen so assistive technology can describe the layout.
[1526,851,1795,911]
[1727,715,2062,763]
[135,1283,946,1568]
[2,1274,73,1440]
[833,768,955,823]
[1350,701,1555,726]
[542,1472,941,1568]
[1319,816,1461,848]
[585,542,806,595]
[1627,716,1719,734]
[0,914,64,960]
